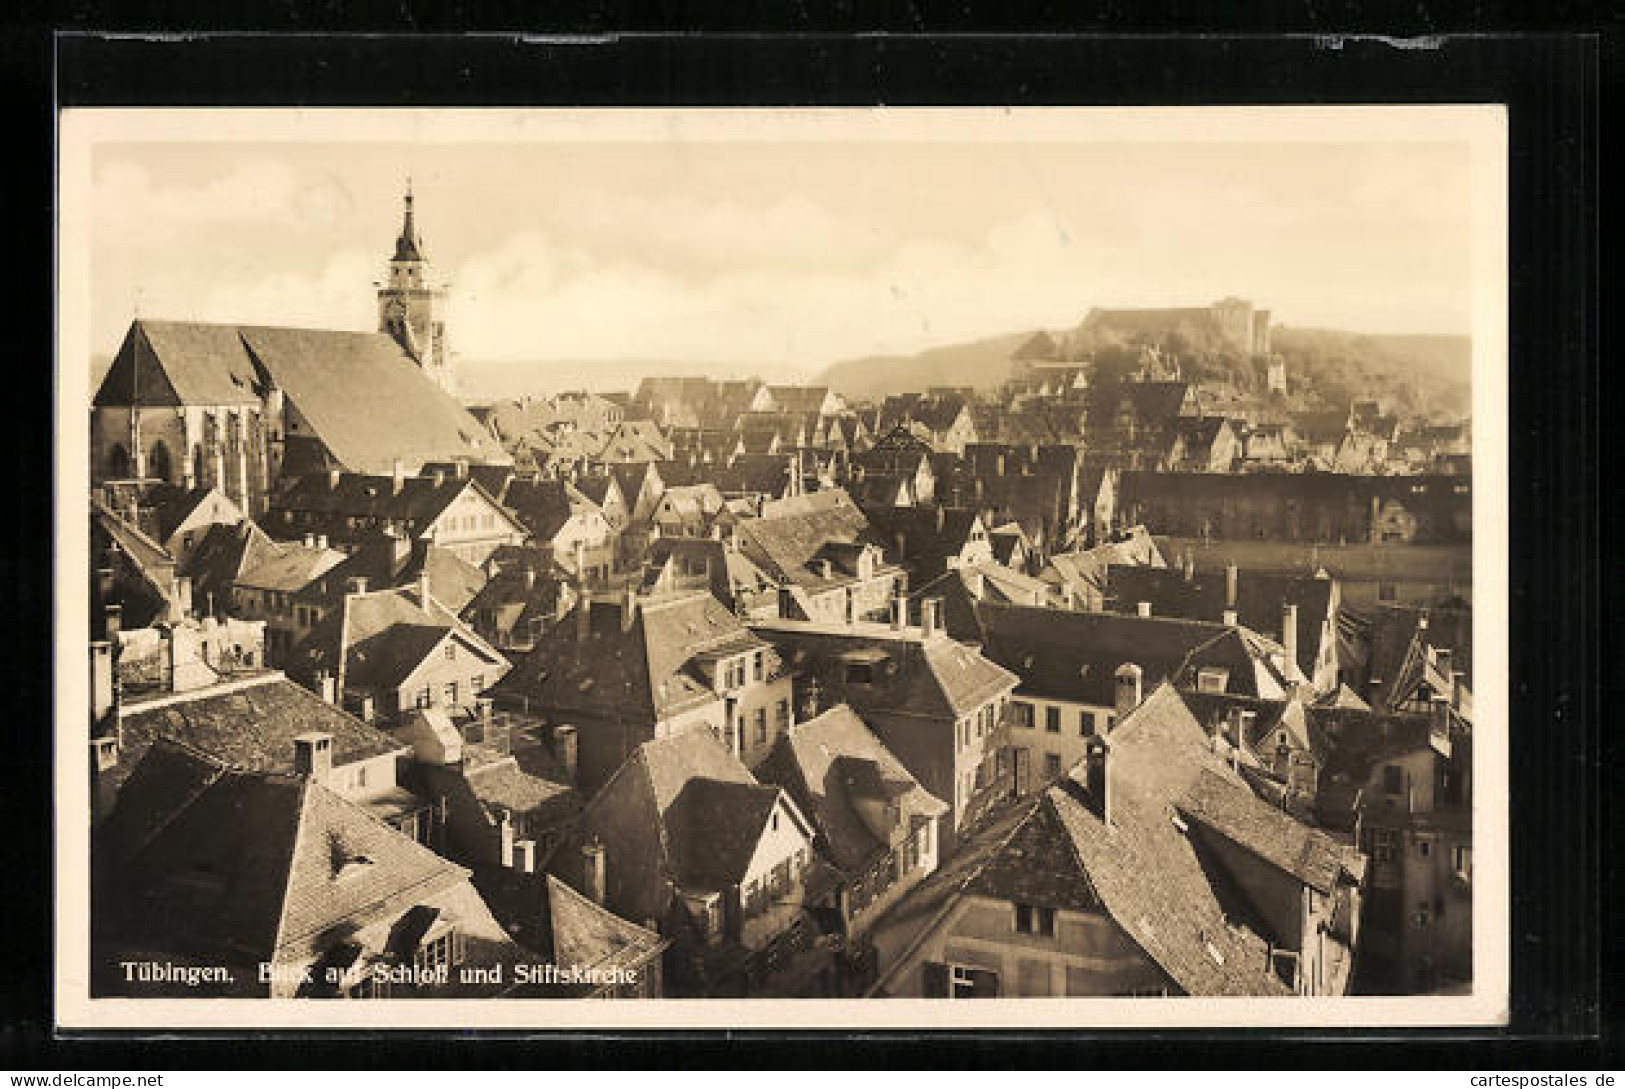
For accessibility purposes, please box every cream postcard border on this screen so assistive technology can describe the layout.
[54,105,1510,1030]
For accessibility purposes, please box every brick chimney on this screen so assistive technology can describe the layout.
[552,724,579,786]
[1281,602,1299,676]
[1136,600,1152,617]
[1114,662,1143,719]
[581,838,607,906]
[921,597,942,639]
[1083,734,1111,824]
[293,732,333,784]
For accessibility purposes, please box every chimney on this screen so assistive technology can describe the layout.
[328,468,341,489]
[891,593,907,630]
[817,559,833,580]
[1281,602,1299,674]
[935,504,946,532]
[357,694,375,723]
[455,458,469,479]
[1083,735,1111,824]
[500,813,516,868]
[316,669,337,704]
[293,732,333,784]
[894,530,906,561]
[1225,561,1238,610]
[581,838,607,906]
[575,599,592,643]
[418,570,432,610]
[1183,550,1195,581]
[316,534,328,550]
[573,539,586,581]
[1136,600,1152,618]
[303,533,315,548]
[524,566,536,591]
[1450,669,1465,711]
[103,603,122,643]
[1238,709,1258,748]
[921,597,942,639]
[1433,647,1453,676]
[1114,662,1143,719]
[552,724,579,785]
[514,839,536,874]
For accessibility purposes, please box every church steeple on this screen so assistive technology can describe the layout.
[378,180,456,397]
[393,180,425,263]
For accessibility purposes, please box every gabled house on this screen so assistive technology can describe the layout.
[288,580,511,727]
[545,732,833,997]
[757,703,949,942]
[491,590,797,790]
[751,601,1019,852]
[974,601,1296,791]
[639,536,780,618]
[853,433,938,504]
[458,557,577,653]
[498,476,618,582]
[1171,416,1244,473]
[733,491,906,625]
[873,683,1363,998]
[93,738,521,998]
[100,481,246,567]
[1102,561,1342,693]
[876,394,978,454]
[764,385,845,418]
[1037,525,1167,611]
[227,532,349,662]
[294,531,489,644]
[650,483,728,539]
[93,498,191,626]
[860,505,994,588]
[268,465,528,566]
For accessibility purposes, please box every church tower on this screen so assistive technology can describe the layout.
[378,182,457,397]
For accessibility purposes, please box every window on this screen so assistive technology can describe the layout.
[1379,582,1397,602]
[1371,827,1398,864]
[845,663,873,685]
[754,708,768,745]
[1012,701,1034,729]
[470,674,483,695]
[1382,765,1405,795]
[753,650,765,681]
[444,643,456,661]
[1079,711,1094,737]
[775,698,790,727]
[414,928,461,975]
[948,964,998,999]
[1418,839,1431,858]
[443,682,459,706]
[1044,753,1063,779]
[415,687,432,709]
[1044,707,1061,733]
[1452,845,1472,882]
[1014,904,1056,937]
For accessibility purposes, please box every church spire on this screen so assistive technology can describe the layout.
[393,178,424,263]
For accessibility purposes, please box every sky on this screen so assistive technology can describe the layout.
[80,113,1477,393]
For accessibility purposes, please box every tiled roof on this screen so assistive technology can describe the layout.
[472,870,663,993]
[1103,564,1335,678]
[493,590,765,722]
[765,386,833,415]
[734,501,876,588]
[109,674,404,799]
[235,537,347,594]
[297,536,487,614]
[100,738,464,963]
[291,585,507,694]
[271,472,501,532]
[1041,528,1166,600]
[757,704,947,873]
[500,477,599,542]
[1176,767,1344,894]
[97,321,504,470]
[974,602,1279,705]
[752,620,1018,720]
[1039,684,1294,995]
[667,778,785,888]
[467,756,573,815]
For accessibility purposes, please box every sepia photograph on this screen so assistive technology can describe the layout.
[54,105,1508,1030]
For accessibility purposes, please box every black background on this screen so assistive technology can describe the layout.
[0,20,1608,1070]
